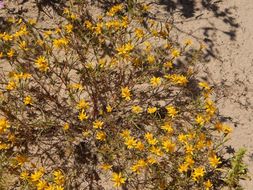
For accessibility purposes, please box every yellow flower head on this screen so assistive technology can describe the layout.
[162,140,176,153]
[100,163,112,171]
[195,114,205,126]
[53,38,69,48]
[107,4,124,17]
[166,105,178,118]
[53,170,65,185]
[24,95,32,105]
[76,99,89,110]
[161,122,174,134]
[192,167,205,181]
[112,172,126,187]
[150,77,161,87]
[125,137,137,149]
[0,118,10,134]
[78,109,89,121]
[178,163,189,173]
[147,107,157,114]
[171,49,180,58]
[35,56,49,72]
[96,131,106,141]
[131,105,143,114]
[63,123,70,131]
[93,120,104,129]
[208,153,221,168]
[116,42,134,56]
[204,179,213,190]
[121,87,131,101]
[106,105,113,113]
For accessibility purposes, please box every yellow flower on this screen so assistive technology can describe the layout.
[166,105,178,118]
[135,28,144,38]
[131,105,143,114]
[63,123,69,131]
[204,180,213,190]
[208,153,221,168]
[35,56,49,72]
[116,42,134,56]
[145,133,158,145]
[171,49,180,58]
[178,133,188,143]
[192,167,205,181]
[166,74,188,86]
[223,125,233,134]
[93,120,104,129]
[24,95,32,105]
[93,23,103,35]
[96,131,106,141]
[131,159,146,174]
[64,24,73,33]
[78,109,88,121]
[147,107,157,114]
[53,38,68,48]
[2,33,13,41]
[178,163,189,173]
[84,20,93,30]
[20,171,29,180]
[112,172,126,187]
[184,156,195,167]
[30,170,44,182]
[150,146,164,156]
[100,163,112,171]
[7,49,15,58]
[6,80,17,91]
[199,82,211,91]
[185,143,194,155]
[37,180,48,190]
[150,77,161,87]
[18,41,29,51]
[125,137,137,149]
[0,118,10,134]
[164,61,173,69]
[53,170,65,185]
[76,99,89,110]
[120,129,131,139]
[147,156,157,165]
[162,140,176,153]
[135,141,145,151]
[195,115,205,126]
[205,99,216,116]
[161,122,174,134]
[147,55,155,64]
[121,87,131,101]
[107,4,124,17]
[106,105,112,113]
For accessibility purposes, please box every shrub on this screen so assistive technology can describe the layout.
[0,0,248,189]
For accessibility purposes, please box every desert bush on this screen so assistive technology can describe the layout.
[0,0,248,189]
